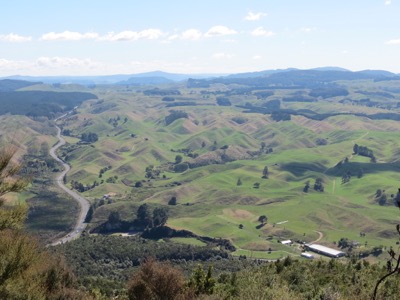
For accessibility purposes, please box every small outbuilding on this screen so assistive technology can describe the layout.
[301,252,314,259]
[280,240,292,245]
[305,244,345,258]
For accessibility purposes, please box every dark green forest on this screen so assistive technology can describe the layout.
[0,91,97,118]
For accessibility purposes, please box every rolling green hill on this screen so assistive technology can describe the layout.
[3,75,400,259]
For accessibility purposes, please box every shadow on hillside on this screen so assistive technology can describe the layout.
[325,162,400,176]
[279,162,326,177]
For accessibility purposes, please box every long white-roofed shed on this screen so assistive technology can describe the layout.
[305,244,345,258]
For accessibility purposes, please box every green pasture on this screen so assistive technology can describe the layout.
[46,84,400,258]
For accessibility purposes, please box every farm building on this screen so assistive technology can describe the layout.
[305,244,345,258]
[301,252,314,259]
[280,240,292,245]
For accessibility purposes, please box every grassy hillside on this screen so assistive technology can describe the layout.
[48,79,400,260]
[2,76,400,257]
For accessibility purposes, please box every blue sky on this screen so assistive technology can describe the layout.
[1,0,399,76]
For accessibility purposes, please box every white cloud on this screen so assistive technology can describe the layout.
[0,33,32,42]
[205,26,237,37]
[385,0,392,5]
[100,29,164,41]
[40,29,164,42]
[35,56,101,69]
[252,55,262,60]
[0,58,30,71]
[181,29,202,40]
[385,39,400,45]
[41,31,98,41]
[251,27,275,37]
[244,11,267,21]
[212,52,234,59]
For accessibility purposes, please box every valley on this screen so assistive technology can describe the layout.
[2,70,400,261]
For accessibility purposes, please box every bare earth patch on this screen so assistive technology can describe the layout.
[223,208,255,220]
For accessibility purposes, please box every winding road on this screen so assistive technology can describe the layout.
[48,118,90,246]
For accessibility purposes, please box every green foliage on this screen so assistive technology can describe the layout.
[137,204,152,227]
[0,79,39,92]
[216,97,232,106]
[0,147,89,299]
[0,91,96,118]
[271,111,291,121]
[80,132,98,143]
[168,196,177,205]
[303,180,310,193]
[262,166,269,179]
[188,265,216,296]
[175,155,183,164]
[313,178,324,192]
[165,110,188,126]
[309,87,349,98]
[258,215,267,224]
[162,96,175,102]
[153,207,168,227]
[143,88,181,96]
[174,163,189,173]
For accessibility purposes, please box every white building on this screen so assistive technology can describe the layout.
[301,252,314,259]
[305,244,345,258]
[281,240,292,245]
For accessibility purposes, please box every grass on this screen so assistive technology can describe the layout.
[169,237,207,246]
[6,81,400,260]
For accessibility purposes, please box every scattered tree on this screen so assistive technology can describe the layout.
[168,196,177,205]
[80,132,98,143]
[174,163,189,173]
[137,204,152,227]
[258,215,268,224]
[303,180,310,193]
[236,178,242,186]
[153,207,168,227]
[313,178,324,192]
[188,265,216,296]
[262,166,269,179]
[175,155,183,164]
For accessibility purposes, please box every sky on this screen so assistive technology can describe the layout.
[1,0,399,76]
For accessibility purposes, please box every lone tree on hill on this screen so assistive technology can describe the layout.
[262,166,269,179]
[168,196,177,205]
[258,215,268,224]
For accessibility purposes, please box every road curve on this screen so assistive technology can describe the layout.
[48,121,90,246]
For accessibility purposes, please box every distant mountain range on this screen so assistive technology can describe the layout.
[2,71,225,85]
[1,68,399,86]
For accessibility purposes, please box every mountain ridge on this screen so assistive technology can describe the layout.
[1,67,399,86]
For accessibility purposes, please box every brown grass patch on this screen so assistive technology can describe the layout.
[223,208,254,220]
